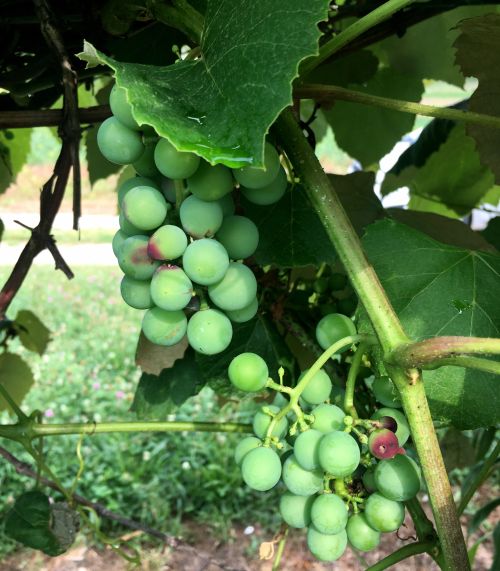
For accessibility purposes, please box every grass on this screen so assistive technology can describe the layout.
[0,266,280,558]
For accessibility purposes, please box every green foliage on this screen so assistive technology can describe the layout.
[0,129,31,194]
[12,310,51,356]
[0,353,34,414]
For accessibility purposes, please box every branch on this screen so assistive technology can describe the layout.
[0,105,111,129]
[295,84,500,130]
[0,446,243,571]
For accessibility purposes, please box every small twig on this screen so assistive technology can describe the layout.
[0,105,111,129]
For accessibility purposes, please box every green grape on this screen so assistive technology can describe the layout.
[122,186,169,231]
[329,273,348,291]
[215,215,259,260]
[362,468,377,493]
[225,297,258,323]
[97,117,144,165]
[109,84,140,130]
[310,494,348,535]
[148,225,188,261]
[241,446,281,491]
[118,235,159,280]
[282,455,323,496]
[294,429,323,470]
[279,492,314,529]
[306,527,347,562]
[310,404,346,433]
[253,405,288,439]
[372,408,410,446]
[118,176,159,206]
[217,193,235,216]
[330,386,346,408]
[154,138,200,180]
[241,165,288,205]
[374,455,421,502]
[187,161,234,201]
[142,307,187,346]
[133,143,161,178]
[150,265,193,310]
[315,313,357,352]
[112,230,128,257]
[299,368,332,405]
[318,431,360,477]
[160,177,176,203]
[346,513,380,552]
[182,238,229,285]
[228,352,268,392]
[233,142,280,189]
[120,276,153,309]
[208,262,257,311]
[179,195,223,238]
[234,436,262,466]
[119,212,143,236]
[364,492,405,532]
[337,295,358,316]
[187,308,233,355]
[372,376,402,408]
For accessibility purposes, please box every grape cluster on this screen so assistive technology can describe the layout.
[228,348,421,561]
[100,84,289,354]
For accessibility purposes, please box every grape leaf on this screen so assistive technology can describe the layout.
[303,49,379,87]
[361,219,500,429]
[78,0,330,168]
[481,217,500,251]
[0,129,31,194]
[131,348,203,420]
[0,353,34,414]
[13,310,51,355]
[440,427,475,472]
[135,332,188,375]
[455,14,500,184]
[469,498,500,534]
[491,524,500,571]
[242,184,336,268]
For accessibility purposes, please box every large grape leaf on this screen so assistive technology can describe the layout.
[0,353,34,414]
[455,14,500,184]
[0,129,32,194]
[79,0,329,168]
[13,310,51,356]
[361,219,500,429]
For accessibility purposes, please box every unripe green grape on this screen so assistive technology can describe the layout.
[187,161,234,201]
[311,494,348,535]
[233,142,280,189]
[118,176,159,206]
[160,177,176,203]
[120,276,153,309]
[279,492,314,528]
[346,513,380,551]
[306,527,347,562]
[148,225,188,261]
[119,212,143,236]
[122,186,169,231]
[253,405,288,439]
[364,492,405,532]
[299,368,332,405]
[318,431,360,477]
[133,143,161,178]
[217,193,235,216]
[372,376,402,408]
[241,165,288,205]
[329,273,348,291]
[372,408,410,446]
[109,84,140,130]
[187,308,232,355]
[208,262,257,311]
[179,195,223,238]
[374,455,421,502]
[316,313,357,352]
[142,307,187,346]
[215,215,259,260]
[112,230,128,257]
[182,239,229,285]
[282,455,323,496]
[310,404,346,433]
[234,436,262,466]
[225,297,258,323]
[118,235,159,280]
[97,117,144,165]
[228,353,268,392]
[294,429,323,470]
[362,468,377,493]
[154,138,200,180]
[241,446,281,491]
[150,265,193,310]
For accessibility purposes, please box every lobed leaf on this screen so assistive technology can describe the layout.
[13,310,51,355]
[0,352,34,414]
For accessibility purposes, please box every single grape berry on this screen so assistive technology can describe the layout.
[187,161,234,201]
[120,276,153,309]
[241,446,281,491]
[118,235,159,280]
[310,494,348,535]
[233,142,281,189]
[109,84,140,130]
[148,225,188,261]
[122,186,169,231]
[225,297,258,323]
[368,428,400,460]
[253,405,288,440]
[374,455,421,502]
[318,431,360,478]
[112,230,128,257]
[133,143,161,178]
[241,165,288,205]
[234,436,261,466]
[282,455,323,496]
[150,265,193,311]
[279,492,314,529]
[298,368,332,405]
[179,195,223,238]
[142,307,187,346]
[306,527,347,562]
[228,353,268,392]
[118,176,159,206]
[372,408,410,446]
[362,468,377,493]
[97,117,144,165]
[372,376,402,408]
[182,239,230,286]
[154,138,200,180]
[215,215,259,260]
[187,308,233,355]
[294,429,323,471]
[364,492,405,532]
[346,513,380,552]
[310,404,345,433]
[208,262,257,311]
[315,313,357,352]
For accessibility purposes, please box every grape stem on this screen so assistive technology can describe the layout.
[343,341,370,419]
[333,477,364,505]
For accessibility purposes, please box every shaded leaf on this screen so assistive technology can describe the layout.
[79,0,330,168]
[440,427,475,472]
[0,353,34,414]
[13,310,51,355]
[304,49,379,87]
[491,523,500,571]
[481,217,500,251]
[361,219,500,428]
[135,332,188,375]
[131,348,203,420]
[469,498,500,534]
[0,129,31,194]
